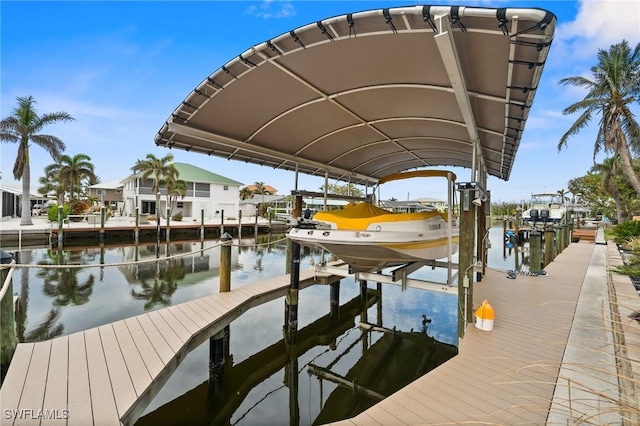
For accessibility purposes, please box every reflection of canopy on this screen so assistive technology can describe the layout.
[156,5,555,185]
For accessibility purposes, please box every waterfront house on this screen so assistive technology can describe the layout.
[121,163,242,219]
[87,179,124,213]
[0,184,52,220]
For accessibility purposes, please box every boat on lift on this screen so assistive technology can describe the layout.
[521,193,568,226]
[287,170,459,273]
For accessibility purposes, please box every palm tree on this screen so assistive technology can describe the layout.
[131,153,178,218]
[0,96,74,225]
[166,176,187,217]
[591,157,624,223]
[558,40,640,195]
[239,186,253,200]
[39,165,66,205]
[54,153,96,202]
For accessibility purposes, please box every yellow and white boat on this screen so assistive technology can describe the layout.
[287,171,459,272]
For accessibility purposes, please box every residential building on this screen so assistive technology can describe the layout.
[121,163,242,219]
[87,179,124,212]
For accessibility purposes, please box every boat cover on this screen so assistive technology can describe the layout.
[314,203,446,230]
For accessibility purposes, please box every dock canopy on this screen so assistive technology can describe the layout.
[156,5,556,186]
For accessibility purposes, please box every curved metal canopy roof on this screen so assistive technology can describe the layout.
[156,4,556,187]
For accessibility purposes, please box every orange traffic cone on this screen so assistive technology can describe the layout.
[475,300,494,331]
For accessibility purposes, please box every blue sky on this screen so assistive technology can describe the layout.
[1,0,638,203]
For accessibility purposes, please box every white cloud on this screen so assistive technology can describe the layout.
[244,0,296,19]
[557,0,639,54]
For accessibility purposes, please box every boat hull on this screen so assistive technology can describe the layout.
[287,226,459,272]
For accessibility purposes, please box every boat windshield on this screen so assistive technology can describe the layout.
[529,193,564,206]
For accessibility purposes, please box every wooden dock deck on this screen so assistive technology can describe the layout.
[0,269,331,425]
[333,241,639,425]
[1,241,637,425]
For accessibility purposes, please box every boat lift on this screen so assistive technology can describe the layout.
[312,259,459,295]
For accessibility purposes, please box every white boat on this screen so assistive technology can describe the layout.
[521,193,568,225]
[287,171,459,273]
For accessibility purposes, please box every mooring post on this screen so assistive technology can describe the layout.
[457,188,475,339]
[254,210,259,238]
[220,210,225,237]
[99,206,106,243]
[330,282,340,319]
[359,279,367,303]
[219,232,233,293]
[134,207,140,244]
[287,195,303,333]
[57,205,64,247]
[166,207,171,242]
[208,325,229,390]
[200,209,205,241]
[0,254,16,373]
[544,227,556,266]
[238,210,243,239]
[529,231,542,274]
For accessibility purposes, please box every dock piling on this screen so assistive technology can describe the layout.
[220,232,233,292]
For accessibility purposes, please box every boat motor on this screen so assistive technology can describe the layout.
[540,209,550,228]
[530,209,539,227]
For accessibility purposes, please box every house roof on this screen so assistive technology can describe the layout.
[243,184,278,194]
[172,162,243,185]
[123,162,243,185]
[155,5,556,187]
[88,179,124,190]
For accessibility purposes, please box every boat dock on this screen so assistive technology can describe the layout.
[0,240,638,424]
[336,240,639,425]
[0,269,339,425]
[0,215,286,247]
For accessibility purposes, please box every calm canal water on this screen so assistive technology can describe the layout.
[4,225,523,425]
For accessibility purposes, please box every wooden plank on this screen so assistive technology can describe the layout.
[175,303,209,330]
[42,336,69,425]
[165,305,200,335]
[111,320,153,396]
[199,295,236,316]
[84,328,119,423]
[182,299,217,326]
[0,343,34,416]
[123,317,164,377]
[14,340,51,426]
[155,308,192,346]
[133,314,175,365]
[67,332,92,426]
[146,310,185,354]
[192,298,225,318]
[98,323,140,413]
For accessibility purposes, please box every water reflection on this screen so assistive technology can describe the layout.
[135,285,457,426]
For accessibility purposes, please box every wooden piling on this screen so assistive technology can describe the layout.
[544,227,556,266]
[458,190,475,339]
[57,205,64,247]
[166,207,171,242]
[219,232,232,292]
[529,231,542,273]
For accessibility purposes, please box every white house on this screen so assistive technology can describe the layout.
[121,163,243,219]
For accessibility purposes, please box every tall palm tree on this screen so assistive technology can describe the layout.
[53,153,96,201]
[165,176,187,217]
[591,157,624,223]
[131,153,178,218]
[558,40,640,195]
[0,96,74,225]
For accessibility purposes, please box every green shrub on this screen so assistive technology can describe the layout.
[47,204,70,222]
[612,221,640,243]
[171,211,183,221]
